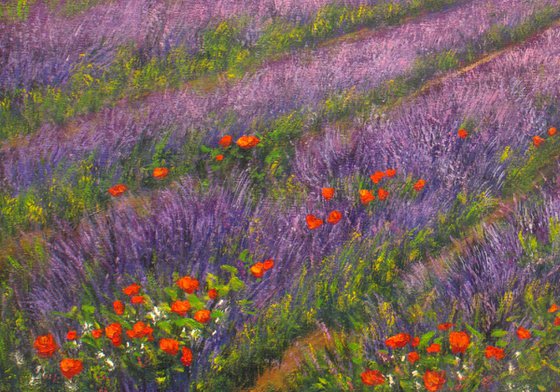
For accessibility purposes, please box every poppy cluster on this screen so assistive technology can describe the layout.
[250,259,274,278]
[532,126,557,147]
[108,166,170,198]
[213,134,261,162]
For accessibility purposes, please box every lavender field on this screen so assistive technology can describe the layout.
[1,0,560,391]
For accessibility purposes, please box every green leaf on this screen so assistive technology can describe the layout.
[221,265,238,275]
[465,323,484,341]
[419,331,435,348]
[229,276,245,291]
[491,329,508,338]
[82,304,96,314]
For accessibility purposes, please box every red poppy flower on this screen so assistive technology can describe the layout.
[306,214,323,230]
[426,343,441,354]
[34,334,58,358]
[215,154,224,161]
[250,262,265,278]
[159,338,180,356]
[131,295,145,305]
[263,259,274,271]
[413,179,426,192]
[437,322,454,331]
[176,276,199,294]
[113,300,125,315]
[385,333,411,349]
[171,300,191,317]
[449,331,470,354]
[66,330,78,341]
[533,136,545,147]
[359,189,375,205]
[152,167,169,179]
[181,347,193,366]
[411,336,420,347]
[236,135,260,149]
[208,289,218,300]
[548,304,559,313]
[370,171,385,184]
[554,317,560,326]
[408,351,420,364]
[549,127,557,137]
[322,187,335,201]
[108,184,128,197]
[105,323,123,346]
[60,358,83,380]
[219,135,232,148]
[377,188,389,201]
[424,370,446,392]
[126,321,153,340]
[485,346,505,361]
[361,369,385,386]
[91,329,103,339]
[385,168,396,178]
[516,327,531,340]
[122,283,141,296]
[457,129,468,139]
[194,309,211,324]
[327,210,342,225]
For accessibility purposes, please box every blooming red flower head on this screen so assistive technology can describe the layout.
[105,323,123,346]
[377,188,389,201]
[424,370,446,392]
[236,135,260,149]
[91,329,103,339]
[548,304,559,313]
[359,189,375,205]
[250,262,265,278]
[322,187,335,201]
[327,210,342,225]
[370,171,385,184]
[306,214,323,230]
[176,276,199,294]
[413,179,426,192]
[181,347,193,366]
[516,327,531,340]
[194,309,211,324]
[131,295,145,305]
[218,135,232,148]
[533,135,545,147]
[426,343,441,354]
[113,300,125,315]
[361,369,385,386]
[549,127,557,137]
[66,330,78,341]
[122,283,141,296]
[437,322,454,331]
[485,346,505,361]
[159,338,180,356]
[407,351,420,364]
[152,167,169,180]
[385,168,397,178]
[34,334,58,358]
[60,358,83,380]
[457,128,468,139]
[108,184,128,197]
[411,336,420,347]
[263,259,274,271]
[208,289,219,300]
[385,333,411,349]
[554,317,560,326]
[215,154,224,161]
[171,300,191,317]
[449,331,470,354]
[126,321,153,340]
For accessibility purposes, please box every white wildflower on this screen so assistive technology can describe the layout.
[388,374,394,386]
[106,358,115,371]
[96,352,106,359]
[514,351,521,358]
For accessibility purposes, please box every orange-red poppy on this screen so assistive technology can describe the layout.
[485,346,505,361]
[449,331,470,354]
[219,135,233,148]
[208,289,218,300]
[66,330,78,341]
[361,369,385,386]
[122,283,141,296]
[60,358,83,380]
[215,154,224,161]
[106,323,123,346]
[236,135,260,149]
[437,322,454,331]
[426,343,441,354]
[34,334,58,358]
[176,276,199,294]
[377,188,389,201]
[131,295,145,305]
[181,347,193,366]
[108,184,128,197]
[327,210,342,225]
[159,338,180,356]
[322,187,335,201]
[548,304,559,313]
[549,127,557,137]
[152,167,169,179]
[533,136,545,147]
[113,300,125,315]
[370,171,385,184]
[126,321,153,340]
[250,262,265,278]
[424,370,446,392]
[555,317,560,326]
[91,329,103,339]
[194,309,211,324]
[171,300,191,317]
[385,168,397,178]
[407,351,420,364]
[385,333,411,349]
[263,259,274,271]
[516,327,531,340]
[306,214,323,230]
[359,189,375,205]
[413,179,426,192]
[457,129,468,139]
[411,336,420,347]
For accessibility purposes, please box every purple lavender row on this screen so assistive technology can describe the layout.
[2,0,555,191]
